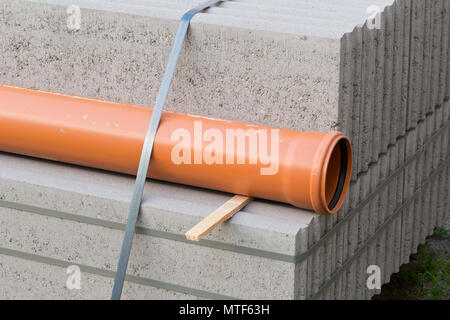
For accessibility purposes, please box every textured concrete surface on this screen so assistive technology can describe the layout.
[29,0,396,39]
[0,206,297,299]
[0,150,311,299]
[0,254,200,299]
[340,0,449,178]
[0,0,448,300]
[306,110,448,299]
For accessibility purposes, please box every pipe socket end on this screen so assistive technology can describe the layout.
[310,132,352,215]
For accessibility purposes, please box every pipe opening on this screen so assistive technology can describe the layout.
[325,139,349,211]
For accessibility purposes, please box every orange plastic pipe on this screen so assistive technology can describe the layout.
[0,84,352,215]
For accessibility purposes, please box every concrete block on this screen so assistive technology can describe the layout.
[407,0,425,130]
[381,5,393,154]
[1,152,320,258]
[310,113,448,299]
[316,158,448,299]
[0,0,342,133]
[0,254,199,299]
[1,0,446,181]
[390,0,405,145]
[0,0,448,300]
[0,206,299,299]
[399,0,412,139]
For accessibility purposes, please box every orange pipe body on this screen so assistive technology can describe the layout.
[0,85,352,214]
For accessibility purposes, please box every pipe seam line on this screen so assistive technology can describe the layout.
[111,0,224,300]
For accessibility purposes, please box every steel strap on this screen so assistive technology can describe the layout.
[111,0,223,300]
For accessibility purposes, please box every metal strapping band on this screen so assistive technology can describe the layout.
[111,0,223,300]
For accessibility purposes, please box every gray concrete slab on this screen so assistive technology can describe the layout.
[309,113,448,298]
[358,24,376,174]
[411,121,426,252]
[430,0,443,112]
[0,0,448,300]
[0,206,298,299]
[390,0,405,145]
[420,0,432,119]
[399,0,412,139]
[0,0,342,134]
[438,1,449,106]
[315,157,447,299]
[407,0,425,130]
[350,27,363,181]
[382,5,394,154]
[373,14,385,164]
[1,0,447,180]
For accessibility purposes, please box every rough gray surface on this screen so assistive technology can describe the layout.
[0,254,200,299]
[0,0,341,134]
[0,0,448,300]
[0,109,447,299]
[0,0,447,179]
[29,0,396,39]
[0,206,297,299]
[0,152,313,257]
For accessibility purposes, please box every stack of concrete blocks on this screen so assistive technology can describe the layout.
[0,0,448,299]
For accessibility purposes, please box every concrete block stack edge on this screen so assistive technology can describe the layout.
[308,106,448,299]
[340,0,449,180]
[0,111,447,299]
[1,0,447,180]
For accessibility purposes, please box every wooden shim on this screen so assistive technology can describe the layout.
[185,195,253,241]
